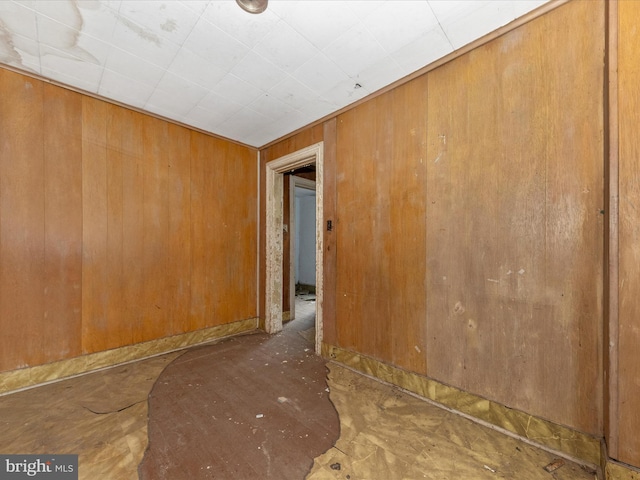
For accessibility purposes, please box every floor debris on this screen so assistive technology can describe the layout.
[543,458,565,473]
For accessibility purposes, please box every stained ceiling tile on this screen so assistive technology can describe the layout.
[109,12,181,69]
[1,1,37,40]
[0,0,551,147]
[117,0,200,46]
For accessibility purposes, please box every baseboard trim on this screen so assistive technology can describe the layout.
[602,441,640,479]
[322,343,601,468]
[0,318,259,395]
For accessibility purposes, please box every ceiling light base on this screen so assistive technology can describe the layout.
[236,0,268,14]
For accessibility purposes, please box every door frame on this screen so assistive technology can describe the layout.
[265,142,323,353]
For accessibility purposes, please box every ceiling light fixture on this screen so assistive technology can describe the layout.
[236,0,268,14]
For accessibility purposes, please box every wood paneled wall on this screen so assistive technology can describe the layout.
[424,0,603,435]
[335,77,429,375]
[0,73,83,369]
[0,68,257,372]
[614,0,640,466]
[268,0,604,438]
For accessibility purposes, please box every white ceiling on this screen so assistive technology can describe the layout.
[0,0,548,148]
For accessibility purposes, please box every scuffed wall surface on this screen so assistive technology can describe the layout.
[332,1,603,436]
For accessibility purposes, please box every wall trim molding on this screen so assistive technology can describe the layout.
[0,318,258,396]
[322,343,601,469]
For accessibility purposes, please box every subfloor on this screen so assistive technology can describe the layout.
[0,296,597,479]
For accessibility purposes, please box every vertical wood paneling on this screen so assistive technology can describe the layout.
[189,131,212,330]
[0,71,46,367]
[105,105,127,348]
[322,119,338,345]
[120,109,145,345]
[81,97,109,353]
[0,67,258,373]
[616,0,640,466]
[191,133,257,329]
[425,0,603,435]
[210,140,258,323]
[167,124,192,334]
[141,117,170,340]
[388,78,428,373]
[43,85,83,361]
[335,78,428,373]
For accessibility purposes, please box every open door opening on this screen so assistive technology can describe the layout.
[265,142,323,353]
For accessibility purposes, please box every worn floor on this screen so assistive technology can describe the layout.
[138,298,338,479]
[0,296,597,479]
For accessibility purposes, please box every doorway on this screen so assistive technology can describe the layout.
[265,142,323,353]
[290,175,317,322]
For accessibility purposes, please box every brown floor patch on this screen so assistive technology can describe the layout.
[139,321,339,479]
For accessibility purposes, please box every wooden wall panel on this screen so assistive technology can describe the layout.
[189,131,213,330]
[616,0,640,466]
[425,0,603,435]
[43,85,83,361]
[167,123,192,334]
[105,105,127,348]
[118,108,145,345]
[141,117,171,341]
[322,119,338,345]
[191,133,257,329]
[210,140,258,323]
[0,67,258,371]
[0,72,83,370]
[81,97,110,353]
[0,71,46,367]
[335,77,428,374]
